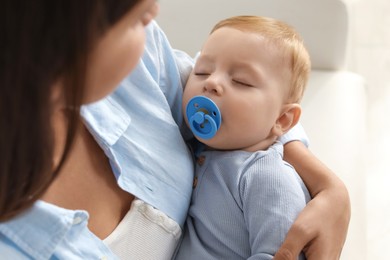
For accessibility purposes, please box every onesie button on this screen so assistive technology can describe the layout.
[197,156,205,166]
[193,176,198,188]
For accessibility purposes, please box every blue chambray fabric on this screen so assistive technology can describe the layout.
[0,201,117,259]
[80,20,195,227]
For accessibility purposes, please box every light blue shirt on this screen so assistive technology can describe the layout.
[175,142,310,260]
[80,21,195,227]
[0,21,195,259]
[0,201,117,259]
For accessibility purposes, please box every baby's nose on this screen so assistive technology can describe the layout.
[203,77,223,95]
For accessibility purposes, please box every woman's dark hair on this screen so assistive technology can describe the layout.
[0,0,142,221]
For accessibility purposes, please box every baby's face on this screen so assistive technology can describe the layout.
[183,27,292,151]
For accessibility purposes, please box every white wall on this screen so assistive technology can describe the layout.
[346,0,390,259]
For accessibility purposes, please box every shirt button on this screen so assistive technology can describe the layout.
[72,216,83,225]
[197,156,205,166]
[193,176,198,188]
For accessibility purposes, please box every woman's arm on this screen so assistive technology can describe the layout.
[274,141,351,260]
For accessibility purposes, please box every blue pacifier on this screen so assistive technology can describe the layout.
[186,96,222,139]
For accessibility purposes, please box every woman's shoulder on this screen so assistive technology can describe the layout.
[0,235,30,259]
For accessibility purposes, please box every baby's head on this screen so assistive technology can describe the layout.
[210,16,311,103]
[183,16,311,151]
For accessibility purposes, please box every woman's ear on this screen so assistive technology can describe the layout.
[271,104,301,137]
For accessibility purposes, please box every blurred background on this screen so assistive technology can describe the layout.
[347,0,390,259]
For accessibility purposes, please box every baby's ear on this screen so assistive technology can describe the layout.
[271,104,301,137]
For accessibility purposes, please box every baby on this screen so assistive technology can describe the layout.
[175,16,311,259]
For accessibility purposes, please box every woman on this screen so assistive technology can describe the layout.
[0,0,349,259]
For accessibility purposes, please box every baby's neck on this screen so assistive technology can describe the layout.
[202,136,278,153]
[240,137,278,152]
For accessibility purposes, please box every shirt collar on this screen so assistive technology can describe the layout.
[0,200,88,259]
[81,94,131,147]
[272,141,284,156]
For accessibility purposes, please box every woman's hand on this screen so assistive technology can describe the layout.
[274,141,351,260]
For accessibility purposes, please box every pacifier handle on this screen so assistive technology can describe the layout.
[186,96,222,139]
